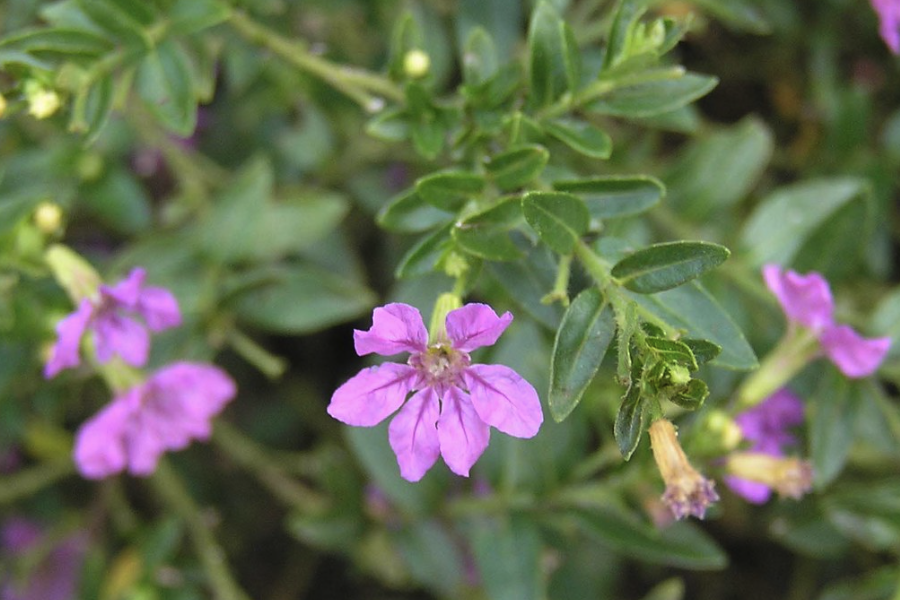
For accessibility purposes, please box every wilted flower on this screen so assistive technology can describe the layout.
[45,267,181,378]
[1,517,86,600]
[725,453,813,501]
[871,0,900,54]
[73,362,236,478]
[328,302,543,482]
[763,264,891,378]
[648,418,719,519]
[724,389,808,503]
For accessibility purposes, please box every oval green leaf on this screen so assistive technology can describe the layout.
[377,189,453,233]
[549,288,615,422]
[522,191,589,255]
[611,241,730,294]
[416,171,485,212]
[554,175,665,219]
[486,144,549,191]
[587,72,718,118]
[543,118,612,159]
[615,376,645,460]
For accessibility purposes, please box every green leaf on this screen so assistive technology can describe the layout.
[396,225,455,278]
[543,118,612,159]
[79,168,151,234]
[522,191,589,255]
[415,171,485,212]
[453,198,522,261]
[0,27,114,58]
[810,372,854,488]
[168,0,231,34]
[665,117,773,220]
[461,26,499,85]
[681,339,721,365]
[690,0,771,34]
[669,379,709,410]
[554,175,665,219]
[627,281,757,370]
[645,337,698,369]
[365,108,410,142]
[69,74,114,140]
[468,516,543,600]
[77,0,148,46]
[574,508,727,569]
[739,177,869,268]
[136,39,197,135]
[818,566,899,600]
[823,479,900,552]
[615,375,645,459]
[488,250,564,330]
[587,72,718,118]
[604,0,645,69]
[393,520,467,597]
[486,144,549,191]
[611,241,730,293]
[528,1,578,107]
[228,266,375,334]
[549,289,615,421]
[377,190,453,233]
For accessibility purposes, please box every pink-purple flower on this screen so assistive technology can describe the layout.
[1,517,86,600]
[763,264,891,378]
[45,268,181,378]
[328,303,543,482]
[724,389,804,504]
[73,362,236,478]
[871,0,900,54]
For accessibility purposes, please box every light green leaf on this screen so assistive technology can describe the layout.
[645,337,698,369]
[486,144,549,191]
[810,372,854,488]
[468,516,543,600]
[549,289,615,421]
[522,191,589,255]
[136,39,197,135]
[543,118,612,159]
[168,0,231,34]
[554,175,665,219]
[611,241,730,293]
[377,190,453,233]
[587,72,718,118]
[416,171,485,212]
[0,27,113,57]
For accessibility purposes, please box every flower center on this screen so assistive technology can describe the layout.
[410,344,469,390]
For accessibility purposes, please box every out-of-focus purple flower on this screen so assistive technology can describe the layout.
[1,517,87,600]
[724,389,805,504]
[871,0,900,54]
[73,362,236,478]
[45,268,181,378]
[328,303,543,482]
[763,265,891,378]
[648,418,719,520]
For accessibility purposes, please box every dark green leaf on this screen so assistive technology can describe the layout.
[690,0,771,34]
[393,520,467,597]
[603,0,644,69]
[645,337,698,369]
[612,241,730,293]
[615,376,645,459]
[810,373,854,488]
[555,175,665,219]
[574,508,728,569]
[522,191,589,255]
[823,480,900,552]
[818,566,899,600]
[669,379,708,410]
[411,119,444,159]
[488,250,564,329]
[527,1,570,107]
[628,281,757,370]
[486,144,549,191]
[544,118,612,159]
[168,0,231,34]
[136,39,197,135]
[77,0,147,46]
[461,26,498,85]
[0,27,113,57]
[396,225,455,279]
[587,72,718,118]
[681,339,721,365]
[377,190,453,233]
[468,516,543,600]
[79,168,151,234]
[228,266,375,334]
[549,289,615,421]
[365,108,410,141]
[452,197,522,260]
[416,171,485,212]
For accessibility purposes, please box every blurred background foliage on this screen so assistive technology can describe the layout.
[0,0,899,599]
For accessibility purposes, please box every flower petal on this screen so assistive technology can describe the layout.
[101,268,145,307]
[388,388,440,482]
[723,475,772,504]
[44,299,93,378]
[354,303,428,356]
[73,390,137,479]
[438,387,490,477]
[138,286,182,331]
[762,264,834,330]
[93,313,149,367]
[446,304,513,352]
[464,364,543,438]
[820,324,892,378]
[871,0,900,53]
[328,363,417,426]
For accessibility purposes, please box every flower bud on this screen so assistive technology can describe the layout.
[34,202,63,234]
[648,418,719,519]
[403,49,431,79]
[26,86,62,119]
[725,452,813,499]
[0,93,6,119]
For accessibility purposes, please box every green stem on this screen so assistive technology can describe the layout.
[151,461,252,600]
[212,423,327,512]
[0,459,74,505]
[228,11,404,109]
[542,254,573,306]
[733,326,820,409]
[227,329,287,380]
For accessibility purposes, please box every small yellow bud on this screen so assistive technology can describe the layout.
[34,202,63,234]
[403,49,431,79]
[706,410,743,451]
[0,94,7,118]
[28,88,62,119]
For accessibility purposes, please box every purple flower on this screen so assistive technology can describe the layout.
[328,303,543,482]
[763,264,891,378]
[871,0,900,54]
[73,362,236,478]
[1,517,86,600]
[647,418,719,520]
[45,268,181,378]
[724,389,805,504]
